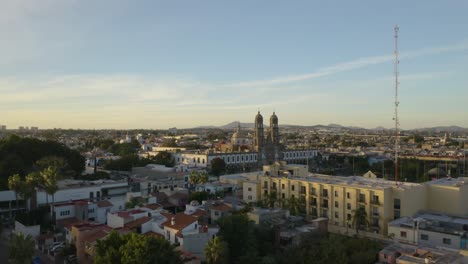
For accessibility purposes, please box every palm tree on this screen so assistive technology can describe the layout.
[205,236,229,264]
[8,174,23,213]
[265,191,277,208]
[25,172,42,210]
[284,196,304,216]
[9,232,35,264]
[41,166,60,218]
[351,207,369,234]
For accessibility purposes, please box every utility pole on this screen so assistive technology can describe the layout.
[393,25,400,186]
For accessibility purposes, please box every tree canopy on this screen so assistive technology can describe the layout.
[94,231,183,264]
[210,157,226,176]
[9,232,35,264]
[0,135,84,189]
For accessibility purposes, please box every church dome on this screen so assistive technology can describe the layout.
[255,111,263,124]
[270,112,278,124]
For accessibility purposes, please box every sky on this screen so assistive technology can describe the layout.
[1,0,468,129]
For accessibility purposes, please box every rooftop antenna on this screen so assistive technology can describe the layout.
[393,25,400,186]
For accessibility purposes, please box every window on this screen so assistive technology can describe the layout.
[291,185,295,191]
[264,181,268,188]
[248,187,252,191]
[301,186,306,194]
[400,231,407,238]
[421,234,429,240]
[282,193,285,199]
[443,238,451,245]
[248,195,252,200]
[347,203,351,210]
[394,210,401,219]
[335,201,339,208]
[322,189,328,197]
[214,211,219,216]
[334,190,338,197]
[347,192,350,199]
[394,198,401,209]
[334,212,339,218]
[282,184,285,190]
[359,193,365,203]
[311,187,317,195]
[291,195,295,199]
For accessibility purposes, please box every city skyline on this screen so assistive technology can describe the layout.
[1,1,468,129]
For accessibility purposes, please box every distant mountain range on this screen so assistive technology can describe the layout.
[195,122,468,133]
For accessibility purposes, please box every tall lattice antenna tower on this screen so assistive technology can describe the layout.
[394,25,400,185]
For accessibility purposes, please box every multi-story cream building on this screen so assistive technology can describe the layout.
[256,162,468,236]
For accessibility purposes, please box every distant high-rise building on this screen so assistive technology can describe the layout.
[30,127,39,131]
[0,125,6,131]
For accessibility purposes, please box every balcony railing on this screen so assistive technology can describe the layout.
[310,201,317,206]
[310,191,317,196]
[321,204,328,208]
[372,212,379,217]
[321,192,329,198]
[359,199,366,204]
[371,200,381,205]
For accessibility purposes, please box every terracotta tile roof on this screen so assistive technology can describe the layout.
[97,200,113,208]
[192,209,207,218]
[116,211,132,218]
[143,203,162,210]
[56,218,86,229]
[75,223,112,232]
[124,216,152,229]
[162,212,198,231]
[82,230,110,244]
[128,209,145,214]
[54,199,89,208]
[210,203,232,212]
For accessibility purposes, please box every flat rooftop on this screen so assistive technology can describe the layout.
[425,177,468,187]
[56,179,128,190]
[266,174,422,190]
[389,213,468,236]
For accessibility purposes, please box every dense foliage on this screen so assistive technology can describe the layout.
[9,232,35,264]
[212,214,382,264]
[0,135,84,189]
[94,231,183,264]
[210,157,226,176]
[103,151,175,171]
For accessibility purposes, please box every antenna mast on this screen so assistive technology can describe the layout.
[394,25,400,186]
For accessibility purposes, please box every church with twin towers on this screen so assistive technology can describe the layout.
[253,111,282,166]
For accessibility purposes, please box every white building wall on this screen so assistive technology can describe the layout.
[141,221,152,234]
[107,213,125,228]
[54,204,76,220]
[14,221,40,238]
[96,207,111,224]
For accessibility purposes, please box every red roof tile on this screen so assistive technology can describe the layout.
[162,212,198,231]
[124,216,152,229]
[97,200,113,208]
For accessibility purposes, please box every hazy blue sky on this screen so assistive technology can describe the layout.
[1,0,467,129]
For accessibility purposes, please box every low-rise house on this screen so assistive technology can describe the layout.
[379,243,468,264]
[388,213,468,250]
[162,212,200,244]
[247,207,290,225]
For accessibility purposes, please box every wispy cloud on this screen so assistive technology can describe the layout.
[228,41,468,87]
